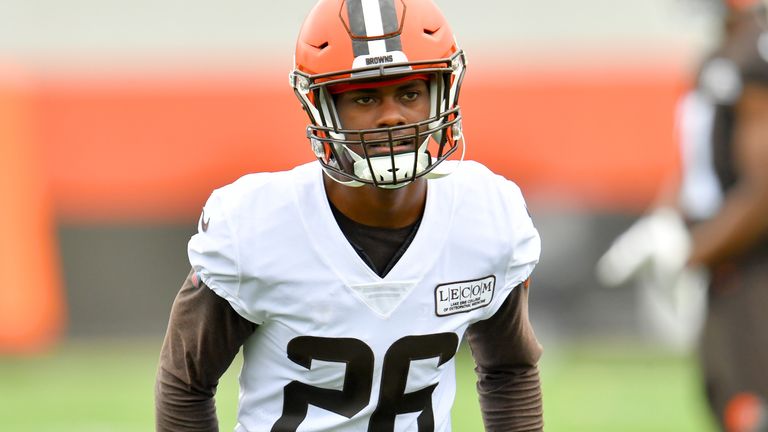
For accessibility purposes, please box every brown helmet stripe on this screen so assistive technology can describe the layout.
[379,0,403,52]
[345,0,370,56]
[345,0,403,57]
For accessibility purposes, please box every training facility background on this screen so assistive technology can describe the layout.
[1,1,723,430]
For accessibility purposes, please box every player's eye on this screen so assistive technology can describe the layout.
[355,96,376,105]
[401,91,421,102]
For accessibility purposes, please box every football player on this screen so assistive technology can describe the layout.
[597,1,768,430]
[155,1,544,431]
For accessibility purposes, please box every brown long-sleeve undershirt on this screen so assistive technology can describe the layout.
[155,271,256,431]
[155,271,543,431]
[465,280,544,431]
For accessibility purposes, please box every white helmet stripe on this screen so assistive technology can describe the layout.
[346,0,403,57]
[362,0,387,54]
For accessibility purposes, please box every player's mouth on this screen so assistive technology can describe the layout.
[363,137,418,157]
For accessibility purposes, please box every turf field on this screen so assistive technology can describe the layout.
[0,339,716,431]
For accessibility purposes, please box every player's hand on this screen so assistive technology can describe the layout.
[596,207,692,288]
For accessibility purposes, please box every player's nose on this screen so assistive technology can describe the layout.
[376,96,408,128]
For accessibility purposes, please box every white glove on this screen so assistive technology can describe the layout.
[596,207,692,288]
[597,207,706,352]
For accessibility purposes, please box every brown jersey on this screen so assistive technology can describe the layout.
[695,9,768,427]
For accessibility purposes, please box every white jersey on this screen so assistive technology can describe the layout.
[676,89,723,221]
[188,160,540,432]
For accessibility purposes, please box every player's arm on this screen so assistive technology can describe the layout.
[465,280,544,432]
[155,269,257,432]
[688,83,768,267]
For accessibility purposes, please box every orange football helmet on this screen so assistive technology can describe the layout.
[725,0,768,22]
[289,0,467,188]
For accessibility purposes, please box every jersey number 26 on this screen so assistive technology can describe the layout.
[271,332,460,432]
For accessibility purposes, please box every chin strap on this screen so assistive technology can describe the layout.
[351,152,430,188]
[322,124,466,188]
[340,136,432,189]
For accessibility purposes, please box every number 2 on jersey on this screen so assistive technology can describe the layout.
[271,333,459,432]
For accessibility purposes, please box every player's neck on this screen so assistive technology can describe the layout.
[323,176,427,229]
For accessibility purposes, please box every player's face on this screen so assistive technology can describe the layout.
[334,79,431,157]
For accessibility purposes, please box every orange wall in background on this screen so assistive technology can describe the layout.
[463,64,685,209]
[0,68,63,353]
[2,58,688,351]
[35,60,687,222]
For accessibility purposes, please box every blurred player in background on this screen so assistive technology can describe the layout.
[598,1,768,430]
[155,0,544,431]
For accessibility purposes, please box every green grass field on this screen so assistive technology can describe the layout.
[0,339,716,431]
